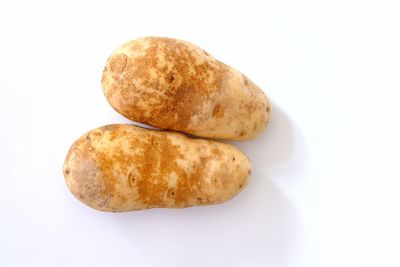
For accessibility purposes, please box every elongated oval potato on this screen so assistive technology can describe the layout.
[101,37,270,141]
[63,124,251,212]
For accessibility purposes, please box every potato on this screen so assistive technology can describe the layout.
[101,37,270,141]
[63,124,251,211]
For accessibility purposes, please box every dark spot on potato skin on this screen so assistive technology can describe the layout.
[127,173,135,188]
[202,50,210,56]
[212,104,224,118]
[168,72,175,82]
[242,74,250,87]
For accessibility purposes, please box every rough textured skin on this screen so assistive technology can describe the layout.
[63,124,251,212]
[101,37,271,141]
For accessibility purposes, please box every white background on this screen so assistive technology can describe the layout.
[1,0,399,266]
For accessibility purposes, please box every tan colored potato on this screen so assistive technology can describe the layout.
[101,37,270,141]
[63,124,251,212]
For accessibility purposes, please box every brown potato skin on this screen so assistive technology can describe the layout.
[63,124,251,212]
[101,37,270,141]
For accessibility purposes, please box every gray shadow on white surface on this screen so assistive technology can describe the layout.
[231,101,305,175]
[106,102,305,267]
[109,171,300,267]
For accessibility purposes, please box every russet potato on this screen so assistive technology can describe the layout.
[63,124,251,211]
[102,37,270,141]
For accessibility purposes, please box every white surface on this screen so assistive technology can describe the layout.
[1,1,399,266]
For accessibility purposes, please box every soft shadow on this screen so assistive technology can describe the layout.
[231,101,306,176]
[109,169,300,267]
